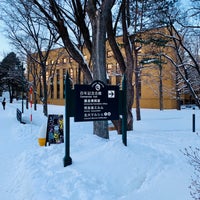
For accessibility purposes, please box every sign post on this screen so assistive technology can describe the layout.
[63,73,72,167]
[121,75,127,146]
[63,72,127,167]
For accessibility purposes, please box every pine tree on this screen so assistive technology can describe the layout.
[0,52,28,103]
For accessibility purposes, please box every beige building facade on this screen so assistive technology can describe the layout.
[29,28,181,109]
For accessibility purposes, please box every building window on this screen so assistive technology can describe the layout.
[116,63,121,75]
[69,68,74,79]
[75,68,79,83]
[107,63,113,76]
[63,69,66,98]
[63,58,67,63]
[107,50,113,58]
[57,69,60,99]
[50,77,54,99]
[46,71,49,81]
[69,57,73,63]
[48,60,54,65]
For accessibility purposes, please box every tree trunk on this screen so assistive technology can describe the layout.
[134,49,141,120]
[92,10,109,139]
[87,1,115,139]
[159,64,163,110]
[41,63,48,116]
[122,0,134,130]
[106,9,125,133]
[175,69,181,110]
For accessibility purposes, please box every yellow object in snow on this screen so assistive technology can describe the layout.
[38,138,46,146]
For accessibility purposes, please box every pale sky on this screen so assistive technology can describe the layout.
[0,36,11,61]
[0,0,191,62]
[0,24,11,61]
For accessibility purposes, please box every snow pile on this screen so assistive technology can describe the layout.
[0,101,199,200]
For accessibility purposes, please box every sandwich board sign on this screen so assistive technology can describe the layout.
[46,114,64,145]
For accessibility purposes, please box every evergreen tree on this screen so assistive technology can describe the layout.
[0,52,28,103]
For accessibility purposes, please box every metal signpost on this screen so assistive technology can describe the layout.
[63,73,73,167]
[63,72,127,167]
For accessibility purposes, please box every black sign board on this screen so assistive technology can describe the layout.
[74,80,119,122]
[46,114,64,145]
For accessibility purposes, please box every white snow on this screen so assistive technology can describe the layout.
[0,101,199,200]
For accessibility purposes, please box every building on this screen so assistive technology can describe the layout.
[28,28,181,109]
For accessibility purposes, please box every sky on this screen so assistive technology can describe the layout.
[0,24,11,61]
[0,100,199,200]
[0,0,191,62]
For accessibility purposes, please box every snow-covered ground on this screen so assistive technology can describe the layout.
[0,101,199,200]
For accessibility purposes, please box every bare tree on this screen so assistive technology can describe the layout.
[164,22,200,107]
[31,0,116,138]
[170,3,200,197]
[106,0,178,123]
[0,0,60,116]
[183,146,200,200]
[32,0,93,83]
[106,0,136,127]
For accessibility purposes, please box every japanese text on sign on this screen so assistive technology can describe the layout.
[74,81,119,122]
